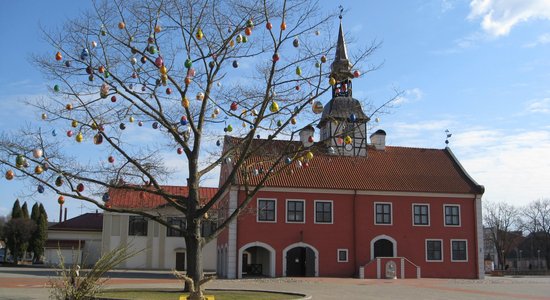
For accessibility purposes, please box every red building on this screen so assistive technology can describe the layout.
[217,19,485,279]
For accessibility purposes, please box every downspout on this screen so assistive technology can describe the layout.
[353,189,358,276]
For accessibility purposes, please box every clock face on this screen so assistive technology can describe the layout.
[345,144,353,151]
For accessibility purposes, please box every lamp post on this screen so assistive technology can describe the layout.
[519,250,523,271]
[538,249,541,269]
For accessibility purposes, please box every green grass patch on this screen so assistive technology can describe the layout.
[99,289,300,300]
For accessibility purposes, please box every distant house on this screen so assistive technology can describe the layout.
[45,213,103,267]
[102,186,218,271]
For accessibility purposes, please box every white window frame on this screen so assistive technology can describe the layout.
[337,248,349,263]
[314,200,334,224]
[443,204,461,227]
[425,239,443,262]
[450,239,468,262]
[256,198,277,223]
[285,199,306,224]
[412,203,430,227]
[374,202,393,225]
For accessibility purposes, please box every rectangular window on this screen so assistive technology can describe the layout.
[257,199,276,222]
[337,249,349,262]
[375,203,392,225]
[451,240,468,261]
[444,205,460,226]
[315,201,333,224]
[413,204,430,226]
[128,216,148,236]
[426,240,443,261]
[286,200,305,223]
[167,217,185,237]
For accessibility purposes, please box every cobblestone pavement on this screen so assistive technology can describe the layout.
[1,267,550,300]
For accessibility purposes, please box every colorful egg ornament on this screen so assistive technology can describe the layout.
[180,116,188,125]
[65,60,71,67]
[33,148,43,158]
[34,165,43,174]
[93,133,103,145]
[196,28,204,40]
[230,101,238,111]
[66,130,73,137]
[58,195,65,205]
[196,92,204,101]
[329,77,336,85]
[118,21,125,29]
[177,148,183,155]
[272,53,280,62]
[321,55,327,63]
[55,52,62,61]
[281,22,287,30]
[76,183,84,192]
[266,22,273,30]
[152,122,159,129]
[353,70,361,78]
[184,58,192,68]
[232,60,238,68]
[312,101,324,114]
[5,170,15,180]
[80,48,89,60]
[270,101,279,113]
[55,176,64,186]
[108,156,115,163]
[41,113,47,120]
[76,132,84,142]
[54,85,60,92]
[111,95,117,103]
[296,66,302,76]
[293,38,299,47]
[37,185,45,193]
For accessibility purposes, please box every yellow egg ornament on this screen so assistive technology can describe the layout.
[270,101,279,113]
[71,120,78,128]
[306,151,314,160]
[182,97,190,108]
[76,132,84,143]
[34,165,44,175]
[196,28,204,40]
[160,65,168,75]
[344,135,352,145]
[329,77,336,86]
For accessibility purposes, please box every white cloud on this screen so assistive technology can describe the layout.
[394,88,424,105]
[523,33,550,47]
[441,0,456,13]
[468,0,550,37]
[525,98,550,114]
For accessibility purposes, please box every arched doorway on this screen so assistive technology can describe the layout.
[374,239,393,258]
[238,242,276,278]
[370,235,397,260]
[283,242,319,277]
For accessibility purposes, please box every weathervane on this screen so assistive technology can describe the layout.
[339,5,343,19]
[445,129,452,146]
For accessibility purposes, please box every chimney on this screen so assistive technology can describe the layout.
[64,207,68,221]
[370,129,386,151]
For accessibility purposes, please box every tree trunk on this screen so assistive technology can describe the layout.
[185,220,205,300]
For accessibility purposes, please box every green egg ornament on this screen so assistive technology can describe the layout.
[184,58,192,68]
[54,85,60,92]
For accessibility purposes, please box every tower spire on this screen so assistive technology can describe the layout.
[331,7,354,83]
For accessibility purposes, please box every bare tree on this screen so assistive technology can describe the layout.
[0,0,392,298]
[483,200,521,270]
[522,198,550,270]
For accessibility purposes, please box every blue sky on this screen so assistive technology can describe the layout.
[1,0,550,220]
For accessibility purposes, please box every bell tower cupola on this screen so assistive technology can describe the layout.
[317,12,369,157]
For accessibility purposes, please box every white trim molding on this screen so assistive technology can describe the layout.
[256,198,277,223]
[443,204,461,227]
[237,241,276,278]
[337,248,349,263]
[425,239,444,262]
[314,200,334,224]
[370,235,397,260]
[374,202,393,226]
[475,195,485,279]
[282,242,319,277]
[227,189,238,279]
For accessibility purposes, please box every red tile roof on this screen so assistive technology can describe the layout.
[226,137,484,195]
[108,186,219,209]
[48,213,103,232]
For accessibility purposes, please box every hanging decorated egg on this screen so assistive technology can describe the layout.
[182,97,190,108]
[91,41,97,48]
[321,55,327,63]
[180,116,188,125]
[185,58,192,68]
[270,101,279,113]
[58,195,65,205]
[277,120,282,127]
[80,48,89,60]
[272,53,280,62]
[349,113,357,122]
[55,51,62,61]
[100,83,109,98]
[52,129,57,136]
[246,19,254,28]
[15,154,25,167]
[291,117,297,125]
[196,92,205,101]
[315,61,321,68]
[242,35,248,43]
[55,176,64,187]
[54,85,60,92]
[108,156,115,163]
[245,27,252,36]
[266,22,273,30]
[232,60,239,68]
[155,56,164,67]
[5,169,14,180]
[281,22,287,30]
[293,38,299,47]
[166,87,172,95]
[119,123,126,130]
[41,113,47,120]
[306,151,314,160]
[312,101,324,114]
[102,192,110,202]
[344,135,352,145]
[177,147,183,155]
[98,66,105,73]
[33,148,43,158]
[229,39,235,47]
[152,122,159,129]
[71,120,78,128]
[37,185,45,193]
[236,34,242,43]
[226,124,233,132]
[76,132,84,142]
[296,66,302,76]
[154,24,162,33]
[76,183,85,192]
[315,30,321,36]
[375,117,380,123]
[216,140,221,146]
[129,57,137,65]
[110,95,117,103]
[196,28,204,40]
[328,146,336,154]
[353,70,360,78]
[296,160,302,168]
[329,77,336,85]
[93,133,103,145]
[285,157,292,164]
[148,45,157,54]
[89,75,94,81]
[230,101,238,111]
[184,76,192,85]
[65,60,71,67]
[308,136,314,143]
[34,165,43,174]
[86,66,93,74]
[118,22,125,29]
[66,130,73,137]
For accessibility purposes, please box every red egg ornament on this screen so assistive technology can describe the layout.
[76,183,85,192]
[266,22,273,30]
[58,195,65,205]
[55,52,62,61]
[177,148,183,155]
[111,95,117,103]
[108,156,115,163]
[353,70,361,78]
[230,101,238,111]
[5,170,15,180]
[272,53,280,62]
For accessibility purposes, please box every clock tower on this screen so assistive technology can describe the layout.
[317,17,369,156]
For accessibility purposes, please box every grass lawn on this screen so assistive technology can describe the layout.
[99,290,300,300]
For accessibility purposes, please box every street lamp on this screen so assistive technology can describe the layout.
[538,249,541,269]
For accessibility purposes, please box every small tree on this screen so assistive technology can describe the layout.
[21,202,30,219]
[483,200,521,269]
[4,218,36,263]
[30,202,48,263]
[0,0,392,297]
[522,198,550,270]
